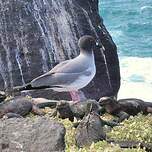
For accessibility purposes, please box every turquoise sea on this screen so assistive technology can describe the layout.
[99,0,152,101]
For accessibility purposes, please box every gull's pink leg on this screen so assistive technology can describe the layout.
[70,91,80,102]
[69,90,86,102]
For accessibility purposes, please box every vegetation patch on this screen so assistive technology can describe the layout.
[108,114,152,143]
[59,114,152,152]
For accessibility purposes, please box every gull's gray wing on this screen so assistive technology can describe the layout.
[50,60,71,73]
[31,56,92,87]
[50,56,90,74]
[31,72,81,87]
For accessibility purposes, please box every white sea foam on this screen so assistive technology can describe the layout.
[118,57,152,101]
[140,5,152,14]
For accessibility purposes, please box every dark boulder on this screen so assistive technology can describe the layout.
[0,117,66,152]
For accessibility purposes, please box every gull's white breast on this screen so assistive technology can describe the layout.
[52,52,96,92]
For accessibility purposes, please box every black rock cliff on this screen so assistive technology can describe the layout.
[0,0,120,99]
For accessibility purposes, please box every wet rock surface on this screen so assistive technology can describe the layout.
[0,0,120,100]
[0,117,66,152]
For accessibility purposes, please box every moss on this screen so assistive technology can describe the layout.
[58,114,152,152]
[108,114,152,143]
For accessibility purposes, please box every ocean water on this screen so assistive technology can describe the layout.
[99,0,152,101]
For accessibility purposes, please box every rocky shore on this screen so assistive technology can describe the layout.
[0,94,151,152]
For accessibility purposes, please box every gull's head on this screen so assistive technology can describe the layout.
[78,35,96,51]
[78,35,102,53]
